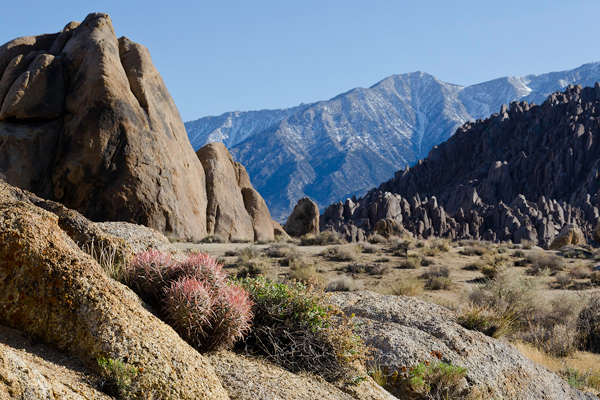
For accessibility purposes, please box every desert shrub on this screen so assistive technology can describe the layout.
[462,261,484,271]
[480,265,498,280]
[288,257,324,286]
[420,257,434,266]
[422,247,440,257]
[520,294,586,357]
[124,250,252,351]
[389,239,412,256]
[237,246,262,259]
[578,296,600,353]
[278,249,304,266]
[200,234,225,243]
[236,247,271,277]
[236,257,271,278]
[321,245,358,261]
[512,249,526,258]
[421,266,451,289]
[459,244,491,256]
[431,238,451,252]
[456,304,516,339]
[427,277,453,290]
[385,361,469,400]
[97,357,140,399]
[368,233,388,244]
[238,276,370,381]
[391,277,424,296]
[326,276,364,292]
[555,273,573,289]
[265,243,296,258]
[369,263,391,275]
[521,240,534,250]
[376,256,391,263]
[360,243,378,254]
[591,271,600,286]
[527,251,564,275]
[568,265,592,280]
[300,231,345,246]
[400,254,422,269]
[522,323,578,357]
[469,267,539,324]
[422,265,450,279]
[346,262,390,276]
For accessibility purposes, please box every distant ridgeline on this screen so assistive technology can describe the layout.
[321,84,600,248]
[186,63,600,221]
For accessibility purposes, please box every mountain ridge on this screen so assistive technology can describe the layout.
[186,62,600,221]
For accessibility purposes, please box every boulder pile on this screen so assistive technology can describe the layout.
[322,84,600,247]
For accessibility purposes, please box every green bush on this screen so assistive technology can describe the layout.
[237,276,370,381]
[97,357,140,399]
[382,361,469,400]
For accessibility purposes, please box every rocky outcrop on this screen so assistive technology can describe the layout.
[197,142,274,242]
[207,351,395,400]
[0,324,111,399]
[96,221,177,254]
[273,220,291,240]
[327,291,596,400]
[0,181,229,399]
[0,179,133,265]
[549,223,585,250]
[373,218,411,239]
[285,197,320,237]
[322,84,600,247]
[0,13,208,240]
[0,13,278,243]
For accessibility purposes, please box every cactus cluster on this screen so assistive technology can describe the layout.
[123,250,252,351]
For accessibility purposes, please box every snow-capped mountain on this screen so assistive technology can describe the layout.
[186,62,600,221]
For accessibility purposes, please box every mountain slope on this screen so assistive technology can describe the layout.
[187,62,600,221]
[321,83,600,246]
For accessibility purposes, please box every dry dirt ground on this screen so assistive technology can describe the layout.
[174,239,600,305]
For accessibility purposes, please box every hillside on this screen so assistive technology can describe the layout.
[186,63,600,220]
[322,83,600,247]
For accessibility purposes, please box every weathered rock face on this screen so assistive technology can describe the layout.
[207,351,395,400]
[328,291,596,400]
[0,324,112,399]
[285,197,320,237]
[273,220,291,240]
[549,223,585,250]
[197,142,274,242]
[197,143,255,241]
[0,181,229,399]
[0,13,209,240]
[373,218,411,239]
[322,84,600,247]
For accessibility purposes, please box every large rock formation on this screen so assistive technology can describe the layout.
[197,142,274,242]
[285,197,320,237]
[328,291,597,400]
[322,84,600,247]
[0,13,208,240]
[0,180,229,399]
[0,13,277,243]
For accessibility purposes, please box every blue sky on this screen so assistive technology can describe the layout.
[1,1,599,121]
